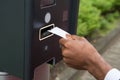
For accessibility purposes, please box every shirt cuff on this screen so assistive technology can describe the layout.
[104,68,120,80]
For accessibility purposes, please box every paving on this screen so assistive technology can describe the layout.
[80,33,120,80]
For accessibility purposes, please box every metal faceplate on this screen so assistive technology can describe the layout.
[32,0,71,68]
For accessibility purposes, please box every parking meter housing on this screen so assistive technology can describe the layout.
[0,0,79,79]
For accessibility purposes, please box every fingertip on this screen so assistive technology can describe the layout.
[66,34,72,40]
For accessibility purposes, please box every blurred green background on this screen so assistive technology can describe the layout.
[77,0,120,39]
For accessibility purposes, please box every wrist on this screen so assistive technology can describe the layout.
[87,52,112,80]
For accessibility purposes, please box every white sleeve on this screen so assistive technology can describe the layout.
[104,68,120,80]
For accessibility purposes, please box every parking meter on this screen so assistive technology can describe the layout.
[0,0,79,79]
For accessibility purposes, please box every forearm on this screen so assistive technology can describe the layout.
[87,53,112,80]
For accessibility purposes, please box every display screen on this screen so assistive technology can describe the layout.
[40,0,56,8]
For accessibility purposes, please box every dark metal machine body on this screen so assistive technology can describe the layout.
[0,0,79,79]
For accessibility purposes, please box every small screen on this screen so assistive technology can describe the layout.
[40,0,56,8]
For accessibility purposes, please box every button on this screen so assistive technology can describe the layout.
[44,12,51,23]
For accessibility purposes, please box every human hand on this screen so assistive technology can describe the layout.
[59,35,98,70]
[59,35,112,80]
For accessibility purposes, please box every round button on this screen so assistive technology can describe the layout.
[44,12,51,23]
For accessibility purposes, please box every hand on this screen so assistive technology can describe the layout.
[59,35,112,80]
[59,35,98,70]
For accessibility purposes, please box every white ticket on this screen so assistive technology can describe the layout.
[48,27,70,39]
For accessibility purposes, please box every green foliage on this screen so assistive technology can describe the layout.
[77,0,101,36]
[77,0,120,37]
[92,0,115,12]
[114,0,120,6]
